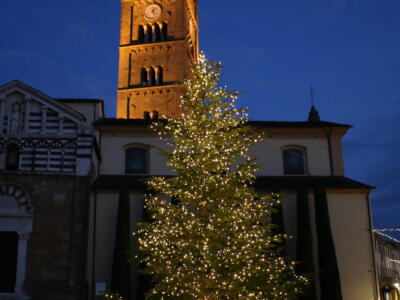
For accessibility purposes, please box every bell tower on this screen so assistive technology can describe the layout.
[117,0,199,119]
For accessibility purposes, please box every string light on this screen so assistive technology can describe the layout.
[375,229,400,233]
[374,229,400,244]
[135,54,308,299]
[103,291,124,300]
[389,259,400,264]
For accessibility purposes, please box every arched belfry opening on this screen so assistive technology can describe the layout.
[161,22,168,41]
[138,25,145,43]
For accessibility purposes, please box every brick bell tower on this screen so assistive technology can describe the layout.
[117,0,199,119]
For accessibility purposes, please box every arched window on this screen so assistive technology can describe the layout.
[156,66,163,85]
[141,68,148,86]
[151,110,159,120]
[143,111,151,119]
[125,146,149,174]
[148,67,156,86]
[6,144,20,171]
[154,24,161,42]
[282,147,307,175]
[145,25,152,43]
[138,25,145,43]
[162,22,168,41]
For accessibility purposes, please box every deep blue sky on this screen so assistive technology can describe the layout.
[0,0,399,232]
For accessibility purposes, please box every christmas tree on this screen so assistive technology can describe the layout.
[136,54,307,299]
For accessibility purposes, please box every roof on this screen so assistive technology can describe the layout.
[92,175,374,190]
[0,80,87,122]
[255,176,373,190]
[93,118,352,128]
[56,98,104,103]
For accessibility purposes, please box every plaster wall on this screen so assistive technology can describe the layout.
[253,137,332,176]
[99,134,335,176]
[100,134,172,175]
[328,192,376,300]
[61,102,103,125]
[90,189,376,300]
[89,191,145,296]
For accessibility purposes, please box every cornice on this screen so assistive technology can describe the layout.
[120,39,185,50]
[118,83,184,96]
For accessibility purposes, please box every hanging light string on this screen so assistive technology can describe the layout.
[375,229,400,233]
[374,229,400,244]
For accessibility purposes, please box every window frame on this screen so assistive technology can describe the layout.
[124,145,150,175]
[281,145,308,175]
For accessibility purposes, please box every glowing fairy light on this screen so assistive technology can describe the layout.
[134,53,308,299]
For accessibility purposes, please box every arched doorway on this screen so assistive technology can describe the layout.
[0,182,33,298]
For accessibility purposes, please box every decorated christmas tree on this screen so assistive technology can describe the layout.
[136,54,307,299]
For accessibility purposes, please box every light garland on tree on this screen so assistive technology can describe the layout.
[103,291,124,300]
[135,53,308,300]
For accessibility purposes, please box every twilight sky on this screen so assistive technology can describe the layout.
[0,0,399,233]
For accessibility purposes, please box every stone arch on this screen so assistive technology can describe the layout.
[0,182,33,215]
[0,182,33,297]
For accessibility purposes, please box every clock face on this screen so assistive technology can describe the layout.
[144,4,162,20]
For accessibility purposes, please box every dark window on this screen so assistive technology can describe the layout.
[154,24,161,42]
[162,22,168,41]
[125,147,148,174]
[148,67,156,86]
[138,25,145,43]
[143,111,151,119]
[283,148,306,175]
[151,110,159,120]
[0,232,18,293]
[157,66,163,85]
[6,144,20,171]
[141,68,148,86]
[145,26,152,43]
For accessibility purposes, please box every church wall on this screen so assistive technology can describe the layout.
[99,133,333,176]
[331,135,345,176]
[0,174,90,300]
[99,134,173,175]
[89,188,377,300]
[281,192,298,258]
[92,192,119,285]
[60,101,103,125]
[88,190,145,298]
[253,137,332,176]
[328,191,376,300]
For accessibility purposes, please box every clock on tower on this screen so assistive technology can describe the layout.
[116,0,199,119]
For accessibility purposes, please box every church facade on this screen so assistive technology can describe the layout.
[0,0,379,299]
